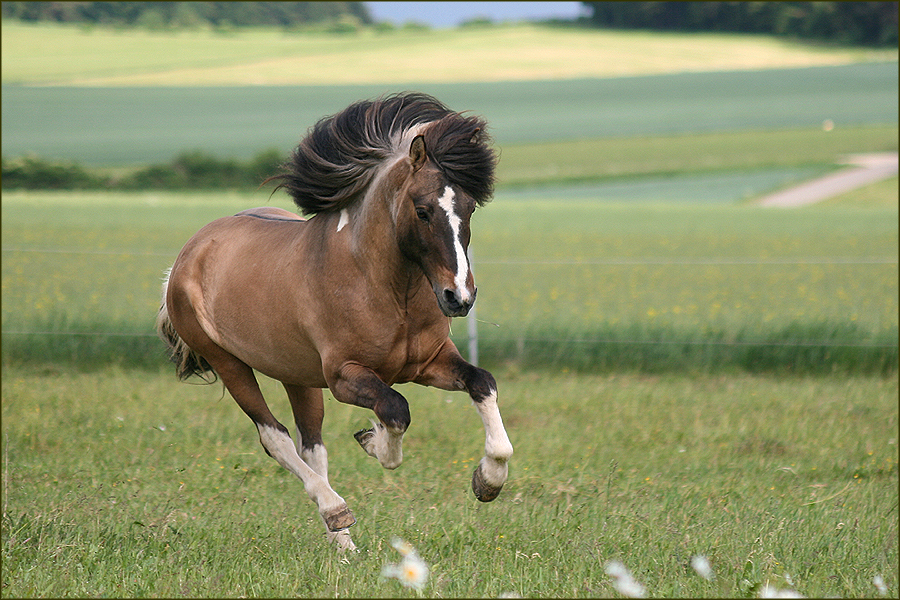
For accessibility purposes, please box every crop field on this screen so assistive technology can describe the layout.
[2,21,895,87]
[3,63,898,166]
[2,20,898,599]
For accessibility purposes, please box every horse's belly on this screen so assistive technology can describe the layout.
[204,301,327,387]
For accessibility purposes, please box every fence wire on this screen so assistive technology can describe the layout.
[3,247,897,362]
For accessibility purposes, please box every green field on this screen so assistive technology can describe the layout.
[2,366,896,597]
[3,63,898,166]
[2,20,898,599]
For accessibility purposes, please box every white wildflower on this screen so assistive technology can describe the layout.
[605,560,646,598]
[390,536,415,557]
[691,555,715,581]
[874,575,888,596]
[381,537,429,591]
[759,584,804,598]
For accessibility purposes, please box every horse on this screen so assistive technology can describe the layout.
[156,92,513,551]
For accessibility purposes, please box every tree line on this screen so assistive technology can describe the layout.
[0,2,372,29]
[5,2,895,46]
[1,150,285,191]
[580,2,898,46]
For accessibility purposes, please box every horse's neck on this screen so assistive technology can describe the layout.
[343,198,425,303]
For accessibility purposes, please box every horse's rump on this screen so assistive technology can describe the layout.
[156,271,216,382]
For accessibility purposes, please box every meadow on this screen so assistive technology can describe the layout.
[2,20,898,599]
[2,176,897,597]
[3,123,897,374]
[2,366,897,597]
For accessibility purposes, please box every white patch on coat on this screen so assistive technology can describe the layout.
[337,209,350,232]
[437,186,471,303]
[363,420,405,470]
[295,426,330,483]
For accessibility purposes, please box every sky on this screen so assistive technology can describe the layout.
[365,2,587,28]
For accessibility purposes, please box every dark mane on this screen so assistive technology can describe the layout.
[267,92,496,215]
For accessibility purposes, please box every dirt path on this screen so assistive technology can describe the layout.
[759,152,898,208]
[758,152,898,207]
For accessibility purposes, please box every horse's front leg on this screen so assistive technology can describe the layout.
[416,341,513,502]
[326,362,411,470]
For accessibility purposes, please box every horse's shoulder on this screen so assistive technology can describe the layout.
[234,207,305,222]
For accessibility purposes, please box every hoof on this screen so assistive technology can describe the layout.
[472,464,503,502]
[323,505,356,532]
[354,427,378,458]
[354,427,374,446]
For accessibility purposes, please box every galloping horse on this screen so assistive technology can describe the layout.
[156,93,513,550]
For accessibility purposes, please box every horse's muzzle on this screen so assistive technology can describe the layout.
[437,286,476,317]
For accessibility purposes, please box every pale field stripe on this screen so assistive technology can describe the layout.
[7,24,892,87]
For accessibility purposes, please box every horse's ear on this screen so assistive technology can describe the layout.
[409,135,427,171]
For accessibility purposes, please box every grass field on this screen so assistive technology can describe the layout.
[2,20,898,598]
[2,366,896,597]
[2,21,895,86]
[2,121,898,375]
[2,178,897,375]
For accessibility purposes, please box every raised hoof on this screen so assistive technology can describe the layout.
[354,427,378,458]
[323,505,356,532]
[472,464,503,502]
[354,427,374,447]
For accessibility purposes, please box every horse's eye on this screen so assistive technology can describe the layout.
[415,207,429,223]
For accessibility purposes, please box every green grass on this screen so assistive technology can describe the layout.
[2,366,896,597]
[2,20,896,597]
[820,175,900,209]
[2,21,894,86]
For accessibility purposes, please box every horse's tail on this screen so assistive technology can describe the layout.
[156,269,217,383]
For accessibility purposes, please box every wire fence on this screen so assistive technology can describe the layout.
[3,246,897,372]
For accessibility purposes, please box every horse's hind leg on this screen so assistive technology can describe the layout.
[196,345,355,533]
[284,384,356,551]
[285,384,329,480]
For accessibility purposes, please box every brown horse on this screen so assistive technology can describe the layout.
[156,93,513,550]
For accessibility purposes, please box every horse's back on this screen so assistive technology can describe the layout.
[234,206,306,222]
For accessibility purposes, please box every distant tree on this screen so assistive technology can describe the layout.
[580,1,898,46]
[1,2,373,28]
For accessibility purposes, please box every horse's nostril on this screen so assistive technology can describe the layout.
[444,288,461,308]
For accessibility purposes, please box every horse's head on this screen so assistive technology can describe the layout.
[267,93,495,317]
[397,135,479,318]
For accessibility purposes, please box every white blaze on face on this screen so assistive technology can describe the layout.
[437,185,471,303]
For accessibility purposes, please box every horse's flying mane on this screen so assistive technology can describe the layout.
[268,92,496,215]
